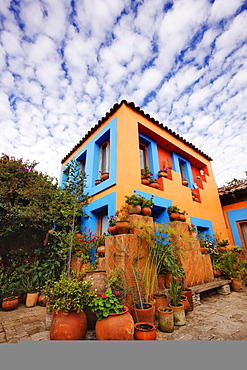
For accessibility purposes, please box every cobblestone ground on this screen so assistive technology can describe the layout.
[1,287,247,342]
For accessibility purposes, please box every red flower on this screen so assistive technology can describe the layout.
[98,292,103,296]
[114,291,120,295]
[102,295,107,299]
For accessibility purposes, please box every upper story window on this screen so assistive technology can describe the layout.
[139,143,148,170]
[99,140,110,176]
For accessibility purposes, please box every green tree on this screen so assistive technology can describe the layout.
[0,154,89,271]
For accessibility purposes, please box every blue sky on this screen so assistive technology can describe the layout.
[0,0,247,186]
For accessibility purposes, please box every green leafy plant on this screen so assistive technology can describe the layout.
[169,278,183,306]
[44,273,92,313]
[188,224,197,232]
[167,205,180,214]
[88,288,124,320]
[125,193,144,205]
[141,166,153,180]
[141,195,155,208]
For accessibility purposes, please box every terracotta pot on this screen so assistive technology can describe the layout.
[141,178,150,185]
[164,272,172,288]
[153,294,168,319]
[179,295,190,313]
[230,278,243,291]
[108,225,117,235]
[179,214,186,222]
[169,212,180,221]
[128,204,142,214]
[213,269,221,278]
[134,322,156,340]
[95,179,102,185]
[182,289,193,311]
[2,297,19,311]
[38,294,47,307]
[115,221,130,234]
[149,182,159,189]
[141,207,152,216]
[97,245,106,257]
[26,292,39,308]
[168,303,186,326]
[182,180,188,187]
[50,310,87,340]
[158,307,174,333]
[95,306,134,340]
[131,303,155,324]
[157,274,166,291]
[101,172,109,181]
[158,171,168,178]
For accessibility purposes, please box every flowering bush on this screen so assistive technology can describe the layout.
[167,205,180,214]
[125,193,144,205]
[44,273,92,313]
[88,288,123,320]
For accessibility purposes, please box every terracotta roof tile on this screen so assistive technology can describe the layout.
[218,180,247,196]
[61,100,212,163]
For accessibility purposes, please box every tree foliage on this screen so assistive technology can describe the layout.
[0,154,88,255]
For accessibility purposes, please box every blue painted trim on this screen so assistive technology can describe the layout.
[134,190,172,224]
[139,133,160,178]
[60,118,117,195]
[171,152,194,188]
[227,207,247,247]
[82,192,116,234]
[190,217,214,238]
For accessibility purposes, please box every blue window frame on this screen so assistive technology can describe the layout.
[171,153,194,188]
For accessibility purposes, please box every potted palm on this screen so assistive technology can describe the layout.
[168,278,186,326]
[44,273,92,340]
[218,251,244,291]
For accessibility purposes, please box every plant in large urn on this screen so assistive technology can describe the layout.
[88,288,134,340]
[125,192,144,215]
[167,205,180,221]
[45,272,92,340]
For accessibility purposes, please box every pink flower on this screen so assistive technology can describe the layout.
[114,291,120,295]
[98,292,103,296]
[102,295,107,299]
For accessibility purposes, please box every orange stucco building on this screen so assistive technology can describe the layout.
[60,100,228,243]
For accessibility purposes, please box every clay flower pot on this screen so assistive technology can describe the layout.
[169,212,180,221]
[168,303,186,326]
[128,204,142,214]
[131,303,155,324]
[95,306,134,340]
[2,296,19,311]
[134,322,156,340]
[50,309,87,340]
[158,308,174,333]
[115,221,130,234]
[153,293,168,319]
[141,207,152,216]
[108,225,117,235]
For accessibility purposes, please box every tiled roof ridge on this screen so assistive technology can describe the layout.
[61,99,212,163]
[218,179,247,196]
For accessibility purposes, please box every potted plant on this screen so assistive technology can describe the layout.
[168,278,186,326]
[167,205,180,221]
[125,193,144,214]
[134,322,156,340]
[141,166,153,185]
[217,251,244,291]
[1,273,19,311]
[216,239,229,252]
[149,178,160,189]
[107,215,117,235]
[182,177,188,186]
[88,288,134,340]
[141,195,155,216]
[44,273,92,340]
[188,223,197,237]
[178,210,187,222]
[158,307,174,333]
[115,205,130,234]
[158,166,169,178]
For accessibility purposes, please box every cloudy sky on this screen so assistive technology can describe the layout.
[0,0,247,187]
